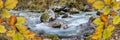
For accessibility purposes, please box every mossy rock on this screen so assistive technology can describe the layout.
[44,34,60,40]
[70,8,79,14]
[40,13,50,22]
[59,11,65,15]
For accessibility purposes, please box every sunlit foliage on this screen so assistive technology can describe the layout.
[0,0,43,40]
[87,0,120,40]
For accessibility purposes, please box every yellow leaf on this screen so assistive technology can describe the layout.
[0,25,6,33]
[6,30,15,37]
[111,0,116,3]
[13,32,24,40]
[0,0,3,8]
[93,1,104,9]
[87,0,95,3]
[16,17,26,25]
[95,25,103,32]
[103,29,112,39]
[23,30,36,39]
[16,25,28,33]
[104,0,111,5]
[91,32,102,39]
[93,18,104,25]
[32,37,42,40]
[7,15,17,26]
[1,9,10,18]
[103,6,110,15]
[107,25,115,31]
[113,15,120,25]
[5,0,18,9]
[112,2,120,11]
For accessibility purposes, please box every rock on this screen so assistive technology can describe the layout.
[70,8,79,14]
[63,7,69,12]
[40,13,50,22]
[62,14,72,18]
[49,22,61,28]
[49,21,68,29]
[96,11,101,16]
[48,9,57,20]
[40,9,57,22]
[62,14,68,18]
[59,11,65,15]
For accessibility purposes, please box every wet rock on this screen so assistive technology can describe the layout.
[70,8,79,14]
[63,7,69,12]
[59,11,65,15]
[96,11,101,16]
[62,14,68,18]
[54,8,61,12]
[49,21,68,29]
[49,22,61,28]
[40,13,50,22]
[40,9,57,22]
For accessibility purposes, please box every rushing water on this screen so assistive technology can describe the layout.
[10,10,97,37]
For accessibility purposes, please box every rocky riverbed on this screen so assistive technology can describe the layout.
[10,10,98,40]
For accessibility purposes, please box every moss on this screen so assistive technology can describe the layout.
[45,34,60,40]
[41,13,49,22]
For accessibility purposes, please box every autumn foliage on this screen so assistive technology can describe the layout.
[87,0,120,40]
[0,0,42,40]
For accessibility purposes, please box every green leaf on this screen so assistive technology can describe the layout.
[13,33,24,40]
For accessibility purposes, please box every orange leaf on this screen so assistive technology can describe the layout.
[95,25,103,32]
[23,30,36,39]
[0,18,3,24]
[11,26,17,30]
[111,11,116,17]
[7,15,17,26]
[100,13,108,22]
[91,32,102,39]
[87,0,95,3]
[32,37,42,40]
